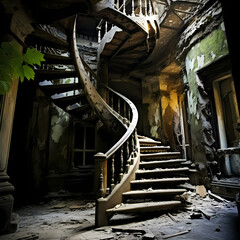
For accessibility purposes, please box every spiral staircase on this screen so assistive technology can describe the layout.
[24,0,203,227]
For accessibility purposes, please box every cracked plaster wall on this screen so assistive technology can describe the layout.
[48,104,70,173]
[142,72,182,150]
[183,22,229,181]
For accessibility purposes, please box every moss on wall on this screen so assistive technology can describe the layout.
[184,22,229,179]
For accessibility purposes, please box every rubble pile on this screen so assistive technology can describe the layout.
[0,186,239,240]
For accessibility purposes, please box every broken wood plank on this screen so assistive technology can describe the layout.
[163,230,191,239]
[112,227,146,234]
[167,213,178,222]
[208,190,230,203]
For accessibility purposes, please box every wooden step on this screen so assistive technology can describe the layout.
[35,69,77,80]
[140,146,170,153]
[140,152,182,160]
[140,159,186,169]
[122,189,187,200]
[66,104,91,116]
[139,139,162,146]
[44,53,73,65]
[30,27,69,51]
[40,83,80,95]
[106,201,182,214]
[52,93,86,108]
[131,177,190,190]
[136,167,189,179]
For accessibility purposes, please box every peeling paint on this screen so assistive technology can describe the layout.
[197,55,205,69]
[51,105,69,143]
[52,124,65,143]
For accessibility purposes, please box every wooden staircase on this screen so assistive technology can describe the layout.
[23,0,200,228]
[25,23,98,122]
[103,135,190,224]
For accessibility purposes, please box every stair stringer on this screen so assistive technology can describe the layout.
[71,16,127,137]
[96,137,141,227]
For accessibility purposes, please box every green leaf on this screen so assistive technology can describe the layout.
[23,65,35,81]
[23,48,45,66]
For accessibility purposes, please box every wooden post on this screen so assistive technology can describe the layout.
[132,0,135,16]
[139,0,142,15]
[111,154,115,191]
[145,0,147,15]
[123,0,126,14]
[119,146,124,180]
[94,152,108,198]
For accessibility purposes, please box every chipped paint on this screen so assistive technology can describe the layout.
[183,21,229,181]
[51,105,69,143]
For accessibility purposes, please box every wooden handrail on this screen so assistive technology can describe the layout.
[104,85,138,158]
[71,16,126,138]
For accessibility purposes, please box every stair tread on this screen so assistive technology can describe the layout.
[106,201,182,213]
[32,27,69,47]
[36,69,77,80]
[67,104,90,113]
[139,139,162,145]
[40,83,80,95]
[131,177,190,184]
[136,167,189,174]
[140,146,170,150]
[141,152,181,156]
[123,188,187,196]
[140,159,186,165]
[44,53,72,64]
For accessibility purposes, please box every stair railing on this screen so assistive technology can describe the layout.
[96,0,157,43]
[95,85,138,197]
[71,15,139,226]
[95,85,140,227]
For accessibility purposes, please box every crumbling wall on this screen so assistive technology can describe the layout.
[141,69,183,150]
[48,104,70,173]
[177,0,229,184]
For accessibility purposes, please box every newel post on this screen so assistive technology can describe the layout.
[94,152,108,198]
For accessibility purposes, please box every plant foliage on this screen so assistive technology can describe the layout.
[0,41,45,95]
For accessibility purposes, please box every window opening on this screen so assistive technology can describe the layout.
[72,122,95,168]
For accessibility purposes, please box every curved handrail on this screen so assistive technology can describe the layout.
[71,16,126,138]
[105,85,138,158]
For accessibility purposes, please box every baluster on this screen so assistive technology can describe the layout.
[111,154,115,191]
[123,102,127,118]
[119,146,124,180]
[123,0,126,14]
[132,0,135,16]
[116,0,119,9]
[131,132,135,163]
[99,167,104,198]
[110,92,114,108]
[125,140,130,172]
[149,0,152,16]
[145,0,147,16]
[128,107,131,121]
[105,21,108,34]
[118,97,121,114]
[139,0,142,15]
[97,27,101,43]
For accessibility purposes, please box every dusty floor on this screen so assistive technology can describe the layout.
[0,189,239,240]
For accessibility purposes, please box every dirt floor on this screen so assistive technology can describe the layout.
[0,187,239,240]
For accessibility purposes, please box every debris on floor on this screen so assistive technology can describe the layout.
[0,187,239,240]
